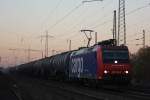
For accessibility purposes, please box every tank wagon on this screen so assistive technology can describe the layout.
[12,39,131,84]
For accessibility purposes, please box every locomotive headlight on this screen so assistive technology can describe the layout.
[125,71,129,74]
[104,70,108,74]
[114,60,118,64]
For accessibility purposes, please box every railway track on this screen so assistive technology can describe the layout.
[128,85,150,93]
[0,74,33,100]
[99,84,150,100]
[42,80,150,100]
[14,76,150,100]
[8,77,150,100]
[124,85,150,99]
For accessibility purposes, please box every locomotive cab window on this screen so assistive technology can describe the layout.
[102,49,129,63]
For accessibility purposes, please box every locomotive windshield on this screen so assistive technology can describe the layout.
[102,49,129,63]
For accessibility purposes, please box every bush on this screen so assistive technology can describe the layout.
[131,47,150,81]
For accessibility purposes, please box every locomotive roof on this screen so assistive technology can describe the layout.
[71,46,97,56]
[71,44,128,56]
[101,45,128,50]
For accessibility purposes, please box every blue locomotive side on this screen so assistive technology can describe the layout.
[69,48,98,79]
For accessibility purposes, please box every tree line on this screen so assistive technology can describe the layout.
[130,46,150,83]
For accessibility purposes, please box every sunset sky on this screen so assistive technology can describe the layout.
[0,0,150,67]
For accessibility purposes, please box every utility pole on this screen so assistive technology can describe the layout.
[143,30,146,48]
[67,40,72,51]
[9,48,41,63]
[81,30,94,47]
[113,10,117,46]
[45,31,48,57]
[95,32,97,44]
[113,10,117,40]
[45,30,54,57]
[39,36,44,58]
[0,56,1,63]
[26,47,42,62]
[8,48,17,66]
[27,46,31,62]
[40,31,53,58]
[118,0,126,46]
[135,30,146,48]
[0,56,1,67]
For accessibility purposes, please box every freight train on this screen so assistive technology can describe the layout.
[10,39,131,84]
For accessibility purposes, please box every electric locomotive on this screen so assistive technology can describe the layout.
[69,39,131,83]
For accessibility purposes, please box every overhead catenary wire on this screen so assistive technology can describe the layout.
[40,0,63,31]
[73,0,111,27]
[47,0,104,33]
[79,0,114,30]
[61,1,150,46]
[82,0,103,4]
[88,2,150,29]
[49,0,105,40]
[52,4,88,38]
[78,2,150,47]
[48,1,150,51]
[56,0,113,41]
[51,2,115,46]
[126,3,150,46]
[46,0,112,43]
[71,2,150,33]
[89,19,112,29]
[48,3,83,30]
[127,3,150,15]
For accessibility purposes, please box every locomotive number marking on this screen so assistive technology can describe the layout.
[71,58,83,78]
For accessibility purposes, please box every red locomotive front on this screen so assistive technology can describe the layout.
[97,45,131,83]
